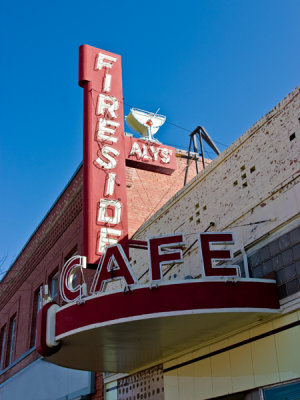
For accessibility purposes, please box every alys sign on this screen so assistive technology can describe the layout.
[36,45,279,373]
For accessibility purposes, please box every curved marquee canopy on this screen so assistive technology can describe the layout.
[38,279,280,373]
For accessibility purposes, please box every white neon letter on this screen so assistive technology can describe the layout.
[129,142,142,159]
[97,118,120,143]
[98,199,122,225]
[105,173,116,196]
[149,146,160,161]
[96,146,120,170]
[97,94,119,119]
[160,148,172,164]
[98,228,122,254]
[96,53,117,70]
[104,73,112,92]
[142,144,152,160]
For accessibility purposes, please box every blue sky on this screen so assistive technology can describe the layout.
[1,0,299,275]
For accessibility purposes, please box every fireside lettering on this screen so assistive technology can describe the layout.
[93,52,123,256]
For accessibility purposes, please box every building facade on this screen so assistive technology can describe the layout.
[1,83,299,400]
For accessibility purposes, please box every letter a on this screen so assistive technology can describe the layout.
[91,244,137,293]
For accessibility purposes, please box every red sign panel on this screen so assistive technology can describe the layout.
[124,136,176,175]
[79,45,129,265]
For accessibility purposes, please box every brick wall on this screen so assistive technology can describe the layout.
[91,373,104,400]
[127,154,200,236]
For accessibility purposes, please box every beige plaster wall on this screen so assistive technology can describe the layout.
[164,311,300,400]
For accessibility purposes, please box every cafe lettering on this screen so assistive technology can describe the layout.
[59,232,240,303]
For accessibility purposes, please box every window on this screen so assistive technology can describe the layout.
[0,325,6,370]
[5,316,16,367]
[264,380,300,400]
[30,287,41,348]
[65,247,78,263]
[49,269,59,303]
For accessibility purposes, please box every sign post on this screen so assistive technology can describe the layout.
[79,45,176,266]
[79,45,129,265]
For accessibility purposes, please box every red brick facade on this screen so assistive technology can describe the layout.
[91,373,105,400]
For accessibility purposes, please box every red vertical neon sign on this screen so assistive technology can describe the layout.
[79,45,128,265]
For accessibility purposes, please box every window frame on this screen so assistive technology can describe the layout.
[30,286,42,349]
[49,268,59,303]
[0,325,7,370]
[5,315,17,368]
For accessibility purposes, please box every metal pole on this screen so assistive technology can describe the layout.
[184,135,193,186]
[199,129,206,169]
[192,130,199,175]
